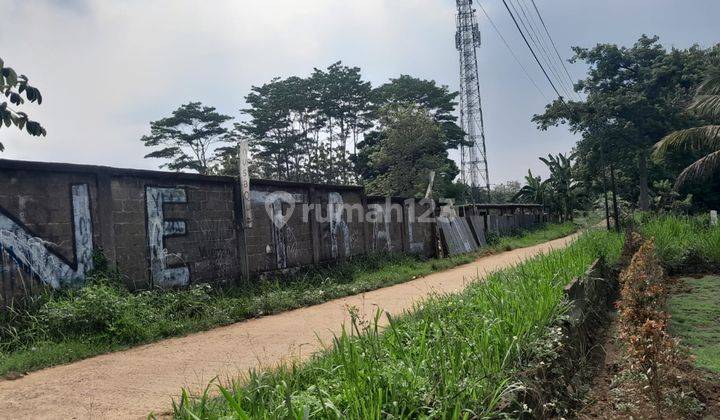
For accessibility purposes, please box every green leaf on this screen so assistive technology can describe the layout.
[2,67,17,86]
[217,385,251,419]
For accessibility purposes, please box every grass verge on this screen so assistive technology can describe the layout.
[668,275,720,373]
[0,221,580,377]
[637,213,720,269]
[173,229,622,419]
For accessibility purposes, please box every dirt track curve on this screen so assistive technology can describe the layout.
[0,233,579,419]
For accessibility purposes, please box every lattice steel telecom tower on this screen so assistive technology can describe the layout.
[455,0,490,203]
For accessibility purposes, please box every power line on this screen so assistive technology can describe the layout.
[509,0,572,99]
[513,0,574,99]
[529,0,579,99]
[500,0,564,99]
[476,2,549,102]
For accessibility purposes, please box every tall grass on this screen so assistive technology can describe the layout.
[638,214,720,268]
[174,230,622,419]
[0,221,580,376]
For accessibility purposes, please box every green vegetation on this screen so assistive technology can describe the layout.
[489,220,578,250]
[0,221,580,377]
[653,67,720,188]
[0,57,46,150]
[534,35,720,211]
[364,104,457,197]
[637,213,720,269]
[668,276,720,373]
[173,229,622,419]
[140,102,234,175]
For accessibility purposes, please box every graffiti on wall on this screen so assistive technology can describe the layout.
[404,201,426,253]
[252,190,306,270]
[328,192,351,258]
[0,184,93,289]
[146,186,189,287]
[369,201,394,251]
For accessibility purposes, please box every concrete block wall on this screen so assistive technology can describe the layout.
[0,160,443,305]
[0,159,548,308]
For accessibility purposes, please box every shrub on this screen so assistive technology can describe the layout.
[617,240,685,418]
[39,282,155,343]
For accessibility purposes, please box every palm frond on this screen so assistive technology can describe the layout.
[696,68,720,96]
[675,149,720,188]
[652,125,720,158]
[688,94,720,119]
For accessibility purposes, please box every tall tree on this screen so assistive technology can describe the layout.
[239,62,372,184]
[310,62,372,183]
[354,75,464,182]
[140,102,233,174]
[653,67,720,187]
[240,77,315,181]
[534,36,718,210]
[365,105,459,197]
[0,57,45,150]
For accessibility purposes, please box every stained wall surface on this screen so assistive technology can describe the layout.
[0,160,441,307]
[0,160,547,308]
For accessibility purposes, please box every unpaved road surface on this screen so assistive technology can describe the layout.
[0,234,579,419]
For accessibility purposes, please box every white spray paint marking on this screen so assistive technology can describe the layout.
[328,192,351,258]
[146,187,189,287]
[0,184,93,289]
[271,199,288,269]
[405,200,425,254]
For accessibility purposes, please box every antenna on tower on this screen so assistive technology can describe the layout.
[456,0,490,203]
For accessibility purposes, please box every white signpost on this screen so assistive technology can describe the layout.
[711,210,718,227]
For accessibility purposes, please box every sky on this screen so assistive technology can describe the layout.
[1,0,719,184]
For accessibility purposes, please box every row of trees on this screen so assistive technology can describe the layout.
[140,63,464,198]
[516,35,720,214]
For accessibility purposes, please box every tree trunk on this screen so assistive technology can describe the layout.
[638,150,650,211]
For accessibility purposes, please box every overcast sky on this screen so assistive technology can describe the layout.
[1,0,718,184]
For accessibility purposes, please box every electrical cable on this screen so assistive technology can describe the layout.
[476,2,549,101]
[500,0,564,99]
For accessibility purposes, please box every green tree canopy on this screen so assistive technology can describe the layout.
[354,75,464,182]
[0,58,46,151]
[533,35,719,210]
[653,67,720,187]
[237,62,372,183]
[365,105,459,198]
[140,102,233,175]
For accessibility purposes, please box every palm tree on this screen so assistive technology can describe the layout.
[513,169,547,204]
[653,68,720,187]
[540,153,582,220]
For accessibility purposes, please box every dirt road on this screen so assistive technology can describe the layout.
[0,233,579,419]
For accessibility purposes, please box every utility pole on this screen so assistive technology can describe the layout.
[456,0,490,204]
[599,137,611,231]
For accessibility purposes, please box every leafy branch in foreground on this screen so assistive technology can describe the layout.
[0,57,46,151]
